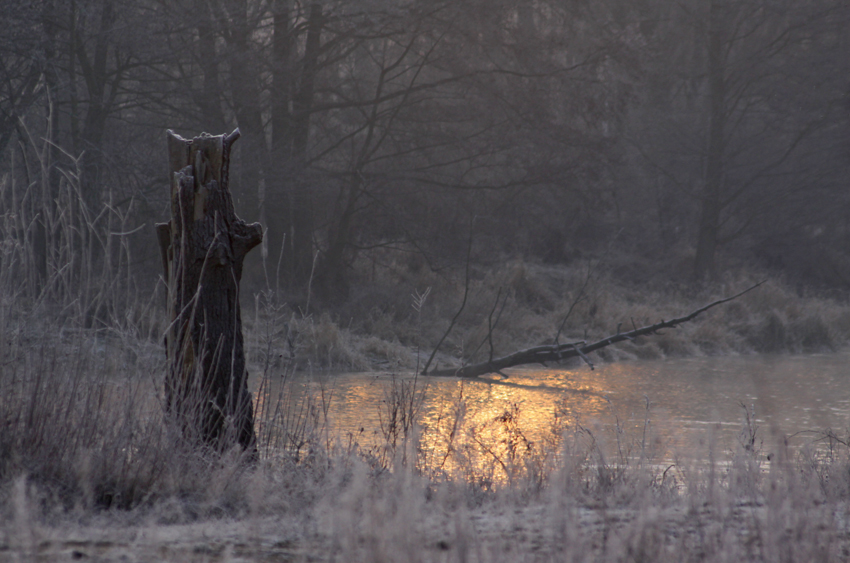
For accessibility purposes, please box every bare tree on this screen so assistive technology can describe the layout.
[631,0,848,280]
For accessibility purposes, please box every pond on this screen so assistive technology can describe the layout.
[251,352,850,471]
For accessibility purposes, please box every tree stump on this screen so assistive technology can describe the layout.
[155,129,263,457]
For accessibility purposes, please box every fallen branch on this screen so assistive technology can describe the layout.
[426,281,765,378]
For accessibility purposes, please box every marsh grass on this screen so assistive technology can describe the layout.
[3,137,850,560]
[293,253,850,373]
[4,320,850,561]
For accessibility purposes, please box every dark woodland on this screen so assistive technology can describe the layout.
[2,0,849,318]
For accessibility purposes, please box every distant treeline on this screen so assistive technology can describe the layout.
[2,0,849,306]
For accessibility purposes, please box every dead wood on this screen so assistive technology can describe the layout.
[426,281,764,378]
[156,128,263,457]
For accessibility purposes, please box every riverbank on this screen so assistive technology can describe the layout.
[248,258,850,373]
[4,260,850,561]
[4,399,850,562]
[8,472,850,562]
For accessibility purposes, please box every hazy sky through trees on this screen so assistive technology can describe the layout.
[1,0,848,301]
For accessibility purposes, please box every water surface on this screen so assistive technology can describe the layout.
[252,352,850,465]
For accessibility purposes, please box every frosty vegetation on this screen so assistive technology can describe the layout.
[1,141,850,560]
[3,0,850,560]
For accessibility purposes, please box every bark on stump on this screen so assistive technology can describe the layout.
[156,129,263,457]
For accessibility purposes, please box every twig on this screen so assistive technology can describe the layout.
[470,286,508,363]
[421,216,475,374]
[571,343,595,370]
[553,229,621,345]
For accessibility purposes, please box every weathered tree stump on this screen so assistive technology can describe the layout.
[156,129,263,457]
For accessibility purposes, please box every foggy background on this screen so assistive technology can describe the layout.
[3,0,849,312]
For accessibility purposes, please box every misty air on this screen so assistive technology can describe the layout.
[2,0,850,561]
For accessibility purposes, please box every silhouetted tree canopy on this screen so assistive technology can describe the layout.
[2,0,849,304]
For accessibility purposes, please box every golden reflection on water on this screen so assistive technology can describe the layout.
[252,353,850,480]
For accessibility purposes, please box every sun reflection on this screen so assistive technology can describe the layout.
[250,367,629,483]
[249,353,850,482]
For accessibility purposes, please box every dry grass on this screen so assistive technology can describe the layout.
[4,289,850,561]
[244,248,850,373]
[4,344,850,562]
[3,135,850,561]
[328,255,850,372]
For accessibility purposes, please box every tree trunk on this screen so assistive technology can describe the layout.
[267,0,293,282]
[194,0,227,134]
[226,0,269,224]
[287,3,323,285]
[315,176,359,302]
[156,129,263,457]
[76,0,115,213]
[694,0,726,282]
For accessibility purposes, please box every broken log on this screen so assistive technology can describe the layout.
[156,129,263,457]
[427,281,764,378]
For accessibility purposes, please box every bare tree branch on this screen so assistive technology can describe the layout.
[421,216,475,374]
[427,281,765,378]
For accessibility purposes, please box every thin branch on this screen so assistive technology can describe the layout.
[470,286,509,363]
[428,281,765,378]
[421,216,475,374]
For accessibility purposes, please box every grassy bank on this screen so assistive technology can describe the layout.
[3,323,850,561]
[3,276,850,560]
[2,184,850,560]
[249,254,850,373]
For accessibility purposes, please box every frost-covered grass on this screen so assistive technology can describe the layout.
[2,291,850,561]
[3,146,850,561]
[2,276,850,561]
[3,332,850,561]
[256,253,850,372]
